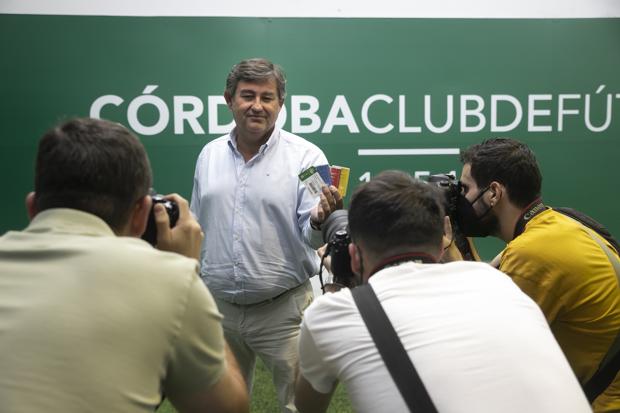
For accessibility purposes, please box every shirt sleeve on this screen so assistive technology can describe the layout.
[500,244,564,324]
[163,275,226,398]
[189,150,203,221]
[298,317,337,394]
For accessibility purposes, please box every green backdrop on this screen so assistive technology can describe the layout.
[1,15,619,258]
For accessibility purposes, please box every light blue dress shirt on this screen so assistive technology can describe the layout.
[190,127,327,304]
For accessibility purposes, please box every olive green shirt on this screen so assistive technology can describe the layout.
[0,208,225,412]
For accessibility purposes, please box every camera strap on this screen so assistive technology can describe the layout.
[351,283,438,413]
[512,198,547,239]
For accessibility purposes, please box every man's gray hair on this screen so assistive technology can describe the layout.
[225,58,287,101]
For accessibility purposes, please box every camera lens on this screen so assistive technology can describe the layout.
[321,209,349,244]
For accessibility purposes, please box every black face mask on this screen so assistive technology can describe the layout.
[455,187,498,237]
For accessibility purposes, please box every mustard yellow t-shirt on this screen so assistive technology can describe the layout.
[501,208,620,412]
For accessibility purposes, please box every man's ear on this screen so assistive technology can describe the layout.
[443,215,453,242]
[127,195,152,238]
[349,242,362,277]
[488,181,504,206]
[224,91,233,108]
[25,192,38,221]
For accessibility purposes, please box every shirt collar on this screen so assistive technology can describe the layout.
[227,127,280,158]
[26,208,116,237]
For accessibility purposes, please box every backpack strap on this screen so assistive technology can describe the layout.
[579,227,620,402]
[555,210,620,401]
[351,284,438,413]
[554,207,620,255]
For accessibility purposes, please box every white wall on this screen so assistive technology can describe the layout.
[1,0,620,17]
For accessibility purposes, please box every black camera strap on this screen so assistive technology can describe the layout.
[351,283,438,413]
[512,198,547,239]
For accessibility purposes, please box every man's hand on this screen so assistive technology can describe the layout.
[310,185,344,229]
[441,216,464,262]
[154,193,203,260]
[317,244,332,273]
[316,244,344,293]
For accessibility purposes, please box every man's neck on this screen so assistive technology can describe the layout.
[364,248,439,281]
[508,198,547,241]
[235,129,274,162]
[497,202,523,243]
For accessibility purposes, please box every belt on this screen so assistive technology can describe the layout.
[228,280,309,307]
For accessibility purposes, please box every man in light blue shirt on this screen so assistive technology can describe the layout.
[190,58,342,413]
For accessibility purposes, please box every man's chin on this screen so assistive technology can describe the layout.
[246,124,266,133]
[246,121,275,134]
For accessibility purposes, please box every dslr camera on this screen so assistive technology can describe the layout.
[427,173,461,223]
[141,193,179,246]
[427,173,477,261]
[318,174,478,292]
[319,210,357,290]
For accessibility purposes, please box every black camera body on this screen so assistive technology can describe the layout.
[141,194,179,246]
[321,210,357,289]
[427,173,461,219]
[427,173,477,261]
[318,174,477,291]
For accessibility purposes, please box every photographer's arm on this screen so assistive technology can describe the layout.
[295,375,336,413]
[165,278,249,413]
[441,216,463,262]
[441,217,484,263]
[154,193,203,260]
[296,321,339,412]
[171,344,249,413]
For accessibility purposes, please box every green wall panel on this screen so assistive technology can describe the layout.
[1,16,619,258]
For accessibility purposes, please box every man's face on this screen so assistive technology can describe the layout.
[458,162,500,237]
[226,78,283,143]
[460,163,486,209]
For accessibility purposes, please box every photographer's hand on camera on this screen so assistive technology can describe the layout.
[310,185,344,230]
[317,244,346,293]
[317,244,332,271]
[441,215,464,262]
[154,194,203,260]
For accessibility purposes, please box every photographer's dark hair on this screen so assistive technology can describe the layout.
[460,138,542,208]
[34,118,152,232]
[225,58,287,101]
[348,170,445,255]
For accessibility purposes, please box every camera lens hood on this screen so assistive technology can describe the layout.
[321,209,349,244]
